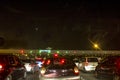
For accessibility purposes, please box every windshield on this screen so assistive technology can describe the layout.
[43,58,75,68]
[22,59,34,63]
[87,58,98,62]
[0,1,119,80]
[48,64,75,69]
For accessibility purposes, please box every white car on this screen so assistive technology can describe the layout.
[22,59,35,73]
[73,58,79,67]
[78,57,99,72]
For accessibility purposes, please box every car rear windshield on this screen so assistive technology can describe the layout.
[87,58,98,62]
[45,58,76,69]
[48,64,75,69]
[22,59,34,63]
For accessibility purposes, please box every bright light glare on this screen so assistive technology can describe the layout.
[0,65,2,69]
[94,44,99,48]
[41,67,46,74]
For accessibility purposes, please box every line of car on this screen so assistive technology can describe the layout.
[22,54,81,80]
[23,55,120,80]
[1,53,120,80]
[22,58,44,74]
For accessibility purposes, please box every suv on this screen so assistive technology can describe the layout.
[78,57,99,72]
[0,54,27,80]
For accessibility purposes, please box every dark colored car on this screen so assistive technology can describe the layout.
[114,57,120,80]
[0,54,27,80]
[95,56,120,80]
[40,57,80,80]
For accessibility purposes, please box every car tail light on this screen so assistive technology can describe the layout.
[53,53,58,58]
[74,67,79,74]
[60,59,65,64]
[40,67,46,75]
[46,60,51,65]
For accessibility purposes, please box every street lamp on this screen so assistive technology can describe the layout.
[88,39,101,50]
[93,43,101,50]
[94,44,99,49]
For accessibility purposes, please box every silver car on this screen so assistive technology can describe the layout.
[78,57,99,72]
[22,59,35,73]
[40,57,80,80]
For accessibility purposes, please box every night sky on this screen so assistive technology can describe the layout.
[0,0,120,50]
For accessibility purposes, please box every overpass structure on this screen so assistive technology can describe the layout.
[0,49,120,56]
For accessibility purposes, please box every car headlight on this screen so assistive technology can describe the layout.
[40,67,46,75]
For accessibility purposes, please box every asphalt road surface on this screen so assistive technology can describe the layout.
[19,72,40,80]
[20,71,108,80]
[80,71,110,80]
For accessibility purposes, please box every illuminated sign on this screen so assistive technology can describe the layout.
[39,50,51,53]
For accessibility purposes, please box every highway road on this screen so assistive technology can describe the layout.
[19,71,105,80]
[19,71,110,80]
[80,71,110,80]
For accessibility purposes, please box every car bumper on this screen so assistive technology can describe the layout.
[40,76,80,80]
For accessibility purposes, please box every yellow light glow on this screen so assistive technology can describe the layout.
[94,44,98,48]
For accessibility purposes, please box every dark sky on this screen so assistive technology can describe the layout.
[0,0,120,50]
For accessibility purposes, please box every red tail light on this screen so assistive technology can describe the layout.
[53,53,58,58]
[54,54,58,57]
[60,59,65,64]
[46,60,51,65]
